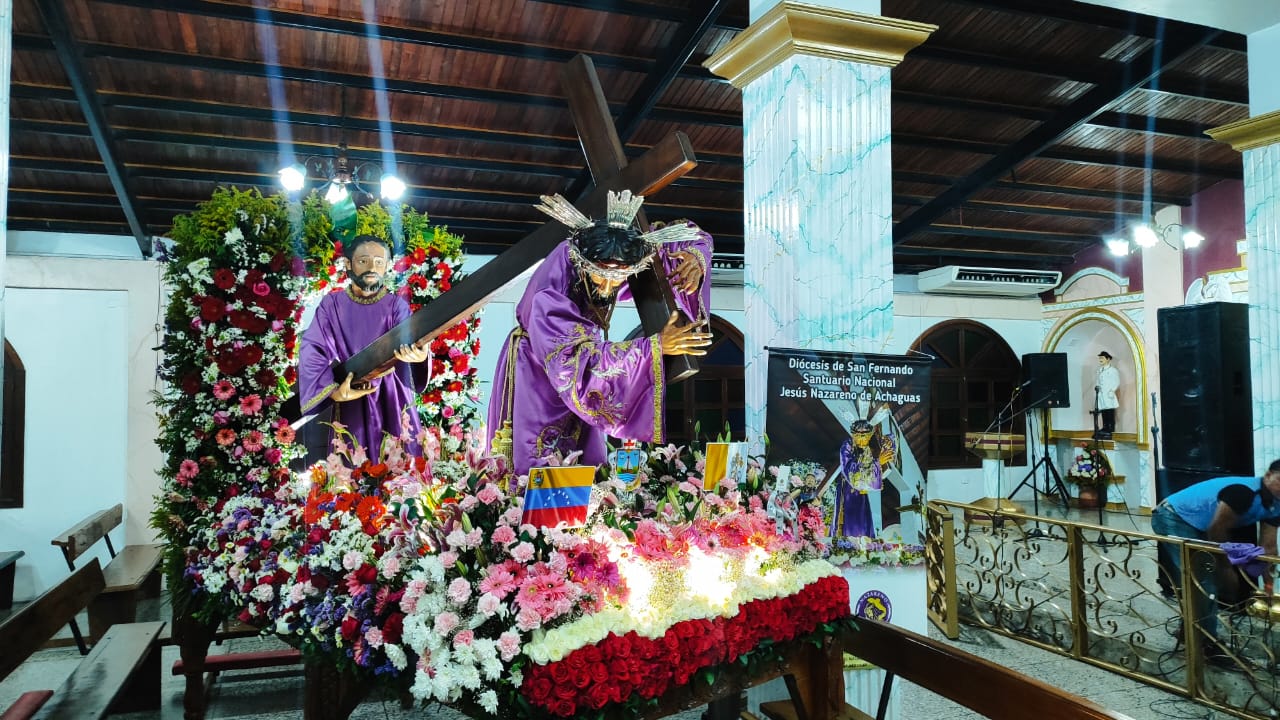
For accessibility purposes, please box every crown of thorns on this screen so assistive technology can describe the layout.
[534,191,700,282]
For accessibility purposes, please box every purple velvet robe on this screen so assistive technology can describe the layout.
[298,288,429,458]
[832,439,880,539]
[487,229,712,474]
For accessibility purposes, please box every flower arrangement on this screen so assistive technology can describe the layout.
[154,187,310,610]
[1068,441,1113,490]
[185,430,851,717]
[828,535,926,569]
[155,188,480,618]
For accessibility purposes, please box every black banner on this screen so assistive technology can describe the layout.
[765,348,932,542]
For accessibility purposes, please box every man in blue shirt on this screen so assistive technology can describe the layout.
[1151,461,1280,651]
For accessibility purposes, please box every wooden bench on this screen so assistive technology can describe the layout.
[50,504,162,642]
[0,559,165,720]
[0,550,23,610]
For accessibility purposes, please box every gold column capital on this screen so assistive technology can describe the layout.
[1206,109,1280,152]
[704,2,936,89]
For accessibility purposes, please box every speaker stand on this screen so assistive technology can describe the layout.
[1008,406,1069,537]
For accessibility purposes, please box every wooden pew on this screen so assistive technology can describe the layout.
[50,504,162,641]
[0,559,166,720]
[754,619,1135,720]
[0,550,23,610]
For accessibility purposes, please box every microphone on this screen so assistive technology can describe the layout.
[1012,379,1032,394]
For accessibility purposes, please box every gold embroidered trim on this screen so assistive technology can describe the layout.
[651,337,664,443]
[346,285,389,305]
[300,382,339,413]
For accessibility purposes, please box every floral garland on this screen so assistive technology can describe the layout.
[828,535,926,569]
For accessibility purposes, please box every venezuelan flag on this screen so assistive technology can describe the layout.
[522,466,595,528]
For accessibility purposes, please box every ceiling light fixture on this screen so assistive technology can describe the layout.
[279,141,405,204]
[1104,221,1205,257]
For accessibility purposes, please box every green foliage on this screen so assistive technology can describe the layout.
[165,187,293,262]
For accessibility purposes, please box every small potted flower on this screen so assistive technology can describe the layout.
[1067,441,1112,508]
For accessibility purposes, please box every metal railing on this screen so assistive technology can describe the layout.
[925,500,1280,720]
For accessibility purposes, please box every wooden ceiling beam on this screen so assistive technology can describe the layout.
[15,85,742,163]
[1087,111,1222,140]
[895,170,1186,205]
[892,24,1220,244]
[940,0,1245,52]
[925,224,1098,245]
[1037,147,1239,178]
[893,90,1055,121]
[33,0,150,256]
[528,0,746,32]
[93,0,722,82]
[896,194,1137,223]
[9,156,742,223]
[12,35,740,127]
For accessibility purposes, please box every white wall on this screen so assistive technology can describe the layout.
[1250,22,1280,115]
[0,251,164,600]
[891,291,1046,505]
[2,288,128,601]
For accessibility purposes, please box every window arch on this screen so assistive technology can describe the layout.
[910,321,1023,470]
[629,315,744,444]
[1,340,27,508]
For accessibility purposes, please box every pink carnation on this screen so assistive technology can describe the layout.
[510,542,535,563]
[433,611,460,636]
[497,631,521,661]
[514,606,541,631]
[490,525,516,546]
[447,577,472,604]
[453,629,474,647]
[477,593,501,617]
[477,485,502,505]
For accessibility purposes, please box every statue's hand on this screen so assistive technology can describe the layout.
[394,342,429,364]
[657,311,712,356]
[331,372,377,402]
[669,250,705,294]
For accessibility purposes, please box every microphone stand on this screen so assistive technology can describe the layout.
[966,386,1025,522]
[1007,392,1070,538]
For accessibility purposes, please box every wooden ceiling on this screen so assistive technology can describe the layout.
[8,0,1249,271]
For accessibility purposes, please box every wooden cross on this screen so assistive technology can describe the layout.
[291,55,701,423]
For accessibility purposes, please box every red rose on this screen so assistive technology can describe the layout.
[214,269,236,290]
[311,574,330,591]
[525,675,553,705]
[181,373,201,395]
[284,366,297,384]
[588,662,608,684]
[550,699,576,718]
[553,681,578,699]
[382,613,404,644]
[548,662,572,685]
[355,564,377,584]
[245,269,265,285]
[340,616,360,641]
[584,682,613,710]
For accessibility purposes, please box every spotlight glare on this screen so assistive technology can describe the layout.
[1182,230,1204,249]
[1133,224,1159,248]
[278,164,306,193]
[380,174,406,201]
[324,182,349,204]
[1106,238,1130,257]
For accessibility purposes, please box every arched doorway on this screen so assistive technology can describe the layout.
[910,321,1024,470]
[1,340,27,508]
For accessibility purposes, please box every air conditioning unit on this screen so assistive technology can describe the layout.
[916,266,1061,297]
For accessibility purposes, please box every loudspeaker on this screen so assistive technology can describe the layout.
[1022,353,1069,409]
[1157,302,1252,474]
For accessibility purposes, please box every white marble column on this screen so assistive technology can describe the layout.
[1,0,13,442]
[1209,112,1280,473]
[706,2,935,440]
[707,6,934,718]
